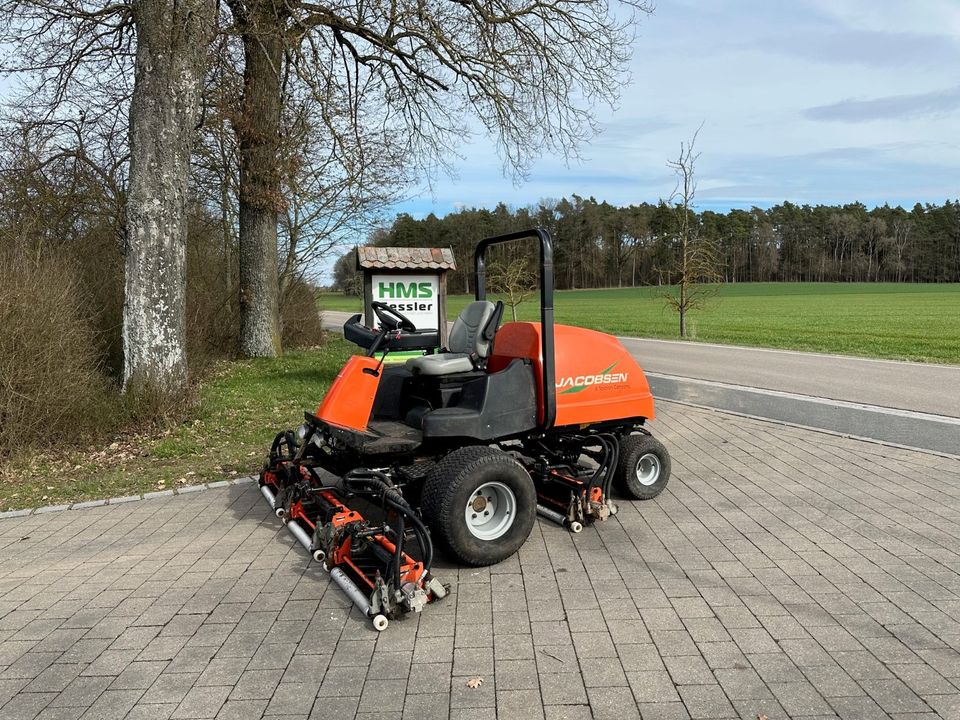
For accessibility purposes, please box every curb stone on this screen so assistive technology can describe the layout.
[0,476,258,518]
[176,483,208,494]
[34,504,72,514]
[71,499,106,510]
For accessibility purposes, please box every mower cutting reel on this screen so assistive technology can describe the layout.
[257,228,670,629]
[259,430,448,631]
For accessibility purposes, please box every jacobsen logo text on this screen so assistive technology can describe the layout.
[556,370,628,394]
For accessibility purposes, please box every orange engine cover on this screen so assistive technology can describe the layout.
[316,355,381,431]
[488,322,655,428]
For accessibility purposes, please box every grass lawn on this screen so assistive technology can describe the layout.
[0,341,354,512]
[319,282,960,363]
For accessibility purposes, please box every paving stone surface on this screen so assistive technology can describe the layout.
[1,402,959,719]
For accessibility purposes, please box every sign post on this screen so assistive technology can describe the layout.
[357,247,456,351]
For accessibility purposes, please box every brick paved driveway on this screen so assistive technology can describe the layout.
[1,403,959,720]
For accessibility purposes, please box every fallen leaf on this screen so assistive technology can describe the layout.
[466,678,484,689]
[758,715,768,720]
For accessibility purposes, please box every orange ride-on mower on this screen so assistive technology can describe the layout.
[259,229,671,630]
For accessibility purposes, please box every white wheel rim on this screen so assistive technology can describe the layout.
[464,481,516,540]
[635,452,661,486]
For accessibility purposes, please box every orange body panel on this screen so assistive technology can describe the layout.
[316,355,381,431]
[488,322,655,428]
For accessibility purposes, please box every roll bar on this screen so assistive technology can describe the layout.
[474,228,556,430]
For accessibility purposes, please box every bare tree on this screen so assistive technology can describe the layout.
[276,93,406,307]
[331,248,362,295]
[190,28,244,300]
[488,259,537,322]
[191,49,405,333]
[2,0,216,390]
[662,128,721,338]
[223,0,651,356]
[124,0,216,390]
[888,218,913,283]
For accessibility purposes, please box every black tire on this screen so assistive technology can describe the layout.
[420,446,536,567]
[614,434,671,500]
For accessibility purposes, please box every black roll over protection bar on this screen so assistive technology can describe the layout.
[474,228,556,431]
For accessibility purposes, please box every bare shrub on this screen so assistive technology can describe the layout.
[281,279,325,349]
[185,213,240,371]
[0,249,118,455]
[70,227,125,377]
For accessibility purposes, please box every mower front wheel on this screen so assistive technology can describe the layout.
[615,434,671,500]
[421,446,536,567]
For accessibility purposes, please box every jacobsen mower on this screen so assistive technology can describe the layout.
[259,229,670,630]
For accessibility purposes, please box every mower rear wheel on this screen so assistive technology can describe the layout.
[421,446,536,567]
[615,434,671,500]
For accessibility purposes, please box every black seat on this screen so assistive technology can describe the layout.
[406,301,503,376]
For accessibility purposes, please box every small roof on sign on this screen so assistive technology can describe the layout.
[356,246,457,271]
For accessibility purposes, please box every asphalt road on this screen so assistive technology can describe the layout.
[617,336,960,418]
[321,311,960,455]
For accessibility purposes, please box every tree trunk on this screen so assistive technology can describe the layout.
[237,2,285,357]
[679,280,687,338]
[124,0,214,391]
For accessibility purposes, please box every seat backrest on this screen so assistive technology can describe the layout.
[448,301,496,357]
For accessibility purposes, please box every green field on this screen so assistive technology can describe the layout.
[319,283,960,364]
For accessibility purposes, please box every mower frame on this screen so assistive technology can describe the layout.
[258,228,671,630]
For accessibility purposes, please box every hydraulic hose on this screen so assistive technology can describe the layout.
[343,470,434,575]
[393,513,405,588]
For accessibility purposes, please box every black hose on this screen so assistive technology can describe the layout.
[393,512,405,588]
[585,434,617,500]
[269,431,285,464]
[343,470,434,576]
[402,509,434,575]
[602,434,618,498]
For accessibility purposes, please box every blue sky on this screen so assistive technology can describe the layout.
[393,0,960,221]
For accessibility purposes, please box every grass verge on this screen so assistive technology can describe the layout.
[319,282,960,363]
[0,341,353,512]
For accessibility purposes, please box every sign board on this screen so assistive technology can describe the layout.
[369,273,441,332]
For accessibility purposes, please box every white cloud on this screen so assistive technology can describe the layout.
[396,0,960,217]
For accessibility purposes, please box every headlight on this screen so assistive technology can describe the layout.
[296,423,309,441]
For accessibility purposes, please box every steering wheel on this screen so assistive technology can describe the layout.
[371,301,417,333]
